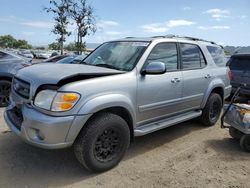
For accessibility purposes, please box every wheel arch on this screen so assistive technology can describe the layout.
[87,107,134,141]
[201,80,225,109]
[0,75,12,82]
[67,94,136,143]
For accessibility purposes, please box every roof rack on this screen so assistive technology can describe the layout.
[151,34,218,45]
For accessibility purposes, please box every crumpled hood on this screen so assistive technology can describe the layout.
[15,63,124,95]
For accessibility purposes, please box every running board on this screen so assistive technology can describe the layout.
[134,110,202,136]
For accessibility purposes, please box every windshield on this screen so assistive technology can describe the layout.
[82,41,149,71]
[229,56,250,71]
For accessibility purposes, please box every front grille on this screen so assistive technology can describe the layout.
[7,107,23,130]
[13,77,30,99]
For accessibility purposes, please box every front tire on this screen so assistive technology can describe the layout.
[74,112,130,172]
[200,93,222,126]
[0,80,11,107]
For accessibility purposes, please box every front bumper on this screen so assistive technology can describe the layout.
[4,103,76,149]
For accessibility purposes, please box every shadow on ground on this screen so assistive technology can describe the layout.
[205,137,250,160]
[0,120,212,187]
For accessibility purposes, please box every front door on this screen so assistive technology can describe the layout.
[137,42,183,124]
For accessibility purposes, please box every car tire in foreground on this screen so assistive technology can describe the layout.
[0,80,11,107]
[74,112,130,172]
[200,93,222,126]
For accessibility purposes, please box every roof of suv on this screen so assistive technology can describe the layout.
[113,35,220,46]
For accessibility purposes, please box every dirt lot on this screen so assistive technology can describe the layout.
[0,107,249,188]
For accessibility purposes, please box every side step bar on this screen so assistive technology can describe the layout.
[134,110,202,136]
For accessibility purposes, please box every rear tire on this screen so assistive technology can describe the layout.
[74,112,130,172]
[0,80,11,107]
[240,135,250,152]
[200,93,222,126]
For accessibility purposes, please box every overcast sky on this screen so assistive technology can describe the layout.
[0,0,249,46]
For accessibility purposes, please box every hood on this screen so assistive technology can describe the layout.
[15,63,124,94]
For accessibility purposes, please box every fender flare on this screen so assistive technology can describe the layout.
[201,79,225,109]
[66,94,136,142]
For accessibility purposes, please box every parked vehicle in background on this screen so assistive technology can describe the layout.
[36,51,51,59]
[228,54,250,96]
[0,49,31,107]
[41,54,70,63]
[4,35,231,172]
[56,56,76,64]
[50,51,59,57]
[18,50,34,59]
[56,54,87,64]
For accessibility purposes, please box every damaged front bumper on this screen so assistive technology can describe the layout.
[4,101,75,149]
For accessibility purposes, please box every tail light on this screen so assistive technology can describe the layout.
[228,70,232,81]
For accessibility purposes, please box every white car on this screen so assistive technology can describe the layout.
[36,51,51,59]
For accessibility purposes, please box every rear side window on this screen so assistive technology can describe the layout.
[229,56,250,71]
[207,46,226,67]
[146,43,178,71]
[180,43,206,69]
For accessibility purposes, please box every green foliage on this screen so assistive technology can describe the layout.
[48,42,61,50]
[69,0,96,54]
[45,0,72,54]
[45,0,96,55]
[0,35,32,49]
[65,42,86,51]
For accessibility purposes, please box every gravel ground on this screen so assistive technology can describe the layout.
[0,107,249,188]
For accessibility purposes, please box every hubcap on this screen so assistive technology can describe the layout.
[209,101,220,121]
[0,83,10,106]
[94,129,120,163]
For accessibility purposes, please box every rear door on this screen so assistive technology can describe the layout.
[180,43,211,110]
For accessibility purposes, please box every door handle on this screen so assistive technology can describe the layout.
[205,74,211,79]
[171,78,181,83]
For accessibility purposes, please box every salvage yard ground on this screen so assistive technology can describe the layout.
[0,107,249,188]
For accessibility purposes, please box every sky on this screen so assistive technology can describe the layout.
[0,0,249,46]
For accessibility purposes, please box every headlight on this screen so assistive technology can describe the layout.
[34,90,80,112]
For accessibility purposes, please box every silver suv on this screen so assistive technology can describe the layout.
[4,35,231,172]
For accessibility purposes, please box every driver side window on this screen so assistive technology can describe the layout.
[146,43,178,71]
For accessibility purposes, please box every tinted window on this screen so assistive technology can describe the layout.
[229,56,250,71]
[146,43,178,71]
[180,43,205,69]
[207,46,226,66]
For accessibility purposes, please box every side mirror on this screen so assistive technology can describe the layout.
[142,62,166,75]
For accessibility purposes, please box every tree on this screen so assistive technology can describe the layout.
[69,0,96,54]
[45,0,72,55]
[65,42,86,51]
[0,35,32,49]
[48,42,61,50]
[15,40,32,49]
[0,35,17,48]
